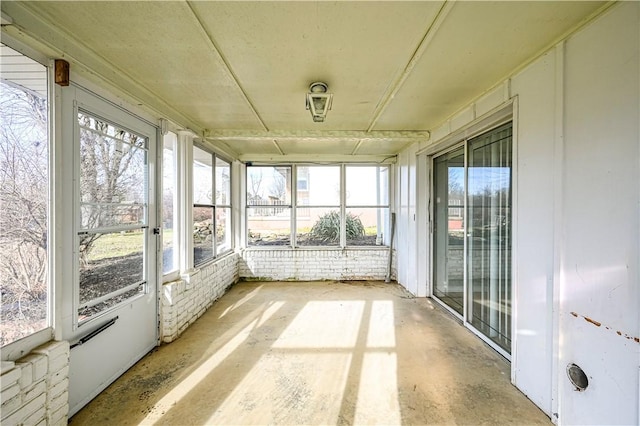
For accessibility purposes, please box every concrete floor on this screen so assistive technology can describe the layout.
[69,281,550,425]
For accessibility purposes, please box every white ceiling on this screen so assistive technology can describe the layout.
[1,1,606,159]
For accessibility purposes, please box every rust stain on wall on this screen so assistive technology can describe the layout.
[570,311,639,344]
[584,317,601,327]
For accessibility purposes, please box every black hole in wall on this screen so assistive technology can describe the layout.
[567,363,589,391]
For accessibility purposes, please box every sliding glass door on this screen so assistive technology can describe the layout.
[432,123,513,355]
[433,147,465,315]
[467,124,512,353]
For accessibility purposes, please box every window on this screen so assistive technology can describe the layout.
[162,131,178,275]
[247,166,292,246]
[77,112,148,322]
[0,44,50,347]
[296,166,340,246]
[346,165,390,246]
[215,156,232,254]
[193,146,232,265]
[245,164,390,248]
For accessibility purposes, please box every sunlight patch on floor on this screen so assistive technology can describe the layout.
[205,352,353,425]
[143,300,284,425]
[272,300,365,348]
[355,352,402,425]
[366,300,396,348]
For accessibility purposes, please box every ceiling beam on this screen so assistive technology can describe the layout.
[186,2,268,131]
[205,129,430,143]
[237,154,397,164]
[366,0,454,132]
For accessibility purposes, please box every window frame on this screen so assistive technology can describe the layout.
[161,131,180,281]
[244,163,391,250]
[344,164,391,247]
[245,165,293,247]
[0,39,54,360]
[294,165,341,247]
[192,144,233,266]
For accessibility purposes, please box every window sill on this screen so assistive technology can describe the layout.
[162,270,180,284]
[243,245,390,251]
[1,327,54,362]
[180,268,201,289]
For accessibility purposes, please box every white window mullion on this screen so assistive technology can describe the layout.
[235,161,244,250]
[178,131,194,272]
[340,164,346,248]
[212,154,217,258]
[291,164,297,247]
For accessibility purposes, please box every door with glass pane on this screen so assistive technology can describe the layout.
[467,124,512,353]
[432,147,465,315]
[432,123,513,355]
[63,86,158,415]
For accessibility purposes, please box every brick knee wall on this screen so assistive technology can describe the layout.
[239,248,397,281]
[160,253,240,343]
[1,341,70,426]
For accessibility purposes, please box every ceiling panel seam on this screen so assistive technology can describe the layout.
[366,0,454,132]
[272,140,285,156]
[186,1,268,131]
[351,140,364,155]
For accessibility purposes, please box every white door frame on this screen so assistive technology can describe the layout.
[60,83,159,416]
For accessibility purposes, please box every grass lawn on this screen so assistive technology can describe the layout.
[89,230,145,261]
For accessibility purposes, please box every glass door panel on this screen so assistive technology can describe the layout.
[433,147,465,315]
[77,112,148,323]
[467,123,512,353]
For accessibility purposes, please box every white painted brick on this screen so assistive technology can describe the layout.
[1,361,15,375]
[47,386,67,412]
[1,383,20,406]
[19,355,47,383]
[48,402,68,426]
[48,354,68,375]
[33,341,68,361]
[21,405,46,426]
[2,393,45,425]
[48,378,68,401]
[17,361,34,389]
[0,367,20,391]
[22,380,46,405]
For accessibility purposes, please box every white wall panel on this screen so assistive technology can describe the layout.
[559,3,639,424]
[476,84,508,118]
[395,149,410,290]
[406,143,419,295]
[388,4,639,424]
[395,143,420,295]
[510,50,557,415]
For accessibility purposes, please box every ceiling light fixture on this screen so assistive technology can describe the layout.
[306,82,333,122]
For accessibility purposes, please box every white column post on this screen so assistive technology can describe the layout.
[177,130,195,274]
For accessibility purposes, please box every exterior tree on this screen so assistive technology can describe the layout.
[78,113,145,265]
[0,83,48,345]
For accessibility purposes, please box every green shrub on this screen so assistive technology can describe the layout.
[310,211,365,242]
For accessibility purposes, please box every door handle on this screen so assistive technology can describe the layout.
[70,316,118,349]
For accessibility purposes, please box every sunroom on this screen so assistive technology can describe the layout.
[1,1,638,425]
